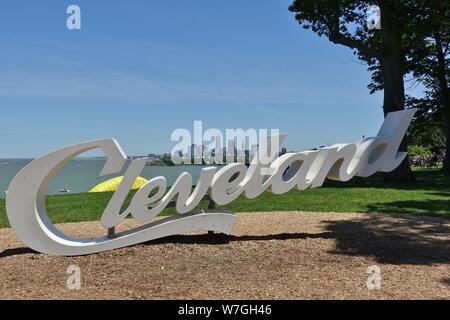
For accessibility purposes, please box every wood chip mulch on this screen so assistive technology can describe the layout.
[0,212,449,300]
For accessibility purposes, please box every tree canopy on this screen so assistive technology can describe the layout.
[289,0,449,177]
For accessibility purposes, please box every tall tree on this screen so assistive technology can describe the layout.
[405,1,449,173]
[407,96,446,153]
[288,0,416,181]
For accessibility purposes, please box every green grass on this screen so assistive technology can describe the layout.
[0,169,449,229]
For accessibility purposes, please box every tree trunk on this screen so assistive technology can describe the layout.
[444,111,450,174]
[435,35,450,174]
[379,0,414,182]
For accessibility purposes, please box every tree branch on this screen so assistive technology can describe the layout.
[328,30,380,58]
[326,7,381,59]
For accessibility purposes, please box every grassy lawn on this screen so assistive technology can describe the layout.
[0,168,448,229]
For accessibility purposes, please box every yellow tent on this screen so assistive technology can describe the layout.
[89,176,148,193]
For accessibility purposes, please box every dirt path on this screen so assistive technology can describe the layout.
[0,212,449,300]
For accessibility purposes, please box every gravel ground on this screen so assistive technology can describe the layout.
[0,212,449,300]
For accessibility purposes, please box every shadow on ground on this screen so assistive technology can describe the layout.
[0,247,36,258]
[366,199,450,216]
[0,232,336,259]
[149,231,336,245]
[324,213,450,265]
[325,170,450,192]
[2,213,449,268]
[152,213,450,266]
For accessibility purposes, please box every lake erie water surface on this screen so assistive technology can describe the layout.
[0,159,208,199]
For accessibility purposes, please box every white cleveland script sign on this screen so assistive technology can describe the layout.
[6,109,415,256]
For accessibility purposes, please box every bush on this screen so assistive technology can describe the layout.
[408,145,432,157]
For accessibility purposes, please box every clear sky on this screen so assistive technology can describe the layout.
[0,0,414,158]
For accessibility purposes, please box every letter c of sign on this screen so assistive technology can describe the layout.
[6,139,126,255]
[6,139,235,256]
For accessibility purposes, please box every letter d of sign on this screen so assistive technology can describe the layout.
[6,109,416,256]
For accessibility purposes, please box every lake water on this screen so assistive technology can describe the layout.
[0,159,209,199]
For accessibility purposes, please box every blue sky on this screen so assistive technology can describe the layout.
[0,0,415,158]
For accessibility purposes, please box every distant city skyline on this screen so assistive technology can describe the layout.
[0,1,423,158]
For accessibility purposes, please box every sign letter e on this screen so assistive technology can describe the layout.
[66,5,81,30]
